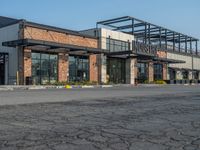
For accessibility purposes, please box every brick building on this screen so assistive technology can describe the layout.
[0,16,200,85]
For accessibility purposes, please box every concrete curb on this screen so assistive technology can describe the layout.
[0,84,199,91]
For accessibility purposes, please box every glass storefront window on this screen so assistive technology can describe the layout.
[154,64,163,80]
[194,71,199,80]
[69,55,89,82]
[137,63,148,83]
[32,52,58,85]
[106,38,129,52]
[182,71,188,80]
[169,68,176,80]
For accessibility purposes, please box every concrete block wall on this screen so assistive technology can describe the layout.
[193,57,200,70]
[100,28,134,50]
[167,52,200,80]
[167,52,192,69]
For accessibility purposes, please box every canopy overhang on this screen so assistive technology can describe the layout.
[153,57,186,64]
[2,39,108,54]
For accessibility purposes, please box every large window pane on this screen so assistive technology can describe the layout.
[106,38,129,52]
[154,64,163,80]
[137,63,148,83]
[32,53,40,59]
[69,56,89,82]
[31,52,58,85]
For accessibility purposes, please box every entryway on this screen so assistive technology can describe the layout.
[0,53,8,85]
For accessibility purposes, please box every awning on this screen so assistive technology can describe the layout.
[180,68,200,72]
[108,50,155,59]
[168,67,181,71]
[169,67,199,72]
[2,39,108,54]
[153,57,186,64]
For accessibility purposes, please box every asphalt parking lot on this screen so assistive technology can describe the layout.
[0,85,200,150]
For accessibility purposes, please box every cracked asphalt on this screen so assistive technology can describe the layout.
[0,85,200,150]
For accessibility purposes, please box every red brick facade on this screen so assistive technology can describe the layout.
[58,53,68,82]
[24,26,98,48]
[157,50,167,58]
[163,63,167,80]
[157,50,167,80]
[148,62,154,82]
[24,49,32,83]
[89,54,98,82]
[21,26,100,85]
[21,25,170,85]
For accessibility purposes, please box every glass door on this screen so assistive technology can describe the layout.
[107,58,126,84]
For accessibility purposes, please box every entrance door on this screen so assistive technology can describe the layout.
[169,68,176,80]
[107,58,126,84]
[0,54,7,85]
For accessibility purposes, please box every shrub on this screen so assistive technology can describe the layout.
[154,80,167,84]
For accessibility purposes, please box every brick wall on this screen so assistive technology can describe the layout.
[163,63,167,80]
[157,51,168,80]
[24,49,32,84]
[24,26,98,48]
[157,50,167,58]
[89,54,98,82]
[58,53,68,82]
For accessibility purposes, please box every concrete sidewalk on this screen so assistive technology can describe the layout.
[0,84,162,91]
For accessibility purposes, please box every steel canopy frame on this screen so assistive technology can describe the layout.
[2,39,108,54]
[97,16,199,55]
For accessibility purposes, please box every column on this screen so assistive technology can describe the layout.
[162,63,167,80]
[89,54,98,83]
[58,53,68,82]
[23,49,32,85]
[148,62,154,82]
[188,71,193,80]
[126,58,136,84]
[100,54,107,84]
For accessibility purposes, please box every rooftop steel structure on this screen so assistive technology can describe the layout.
[97,16,199,55]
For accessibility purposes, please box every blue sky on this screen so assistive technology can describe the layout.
[1,0,200,41]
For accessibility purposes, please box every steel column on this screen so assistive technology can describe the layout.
[190,38,192,54]
[178,34,181,52]
[159,28,162,48]
[173,32,175,51]
[165,29,167,50]
[185,36,187,53]
[196,40,198,55]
